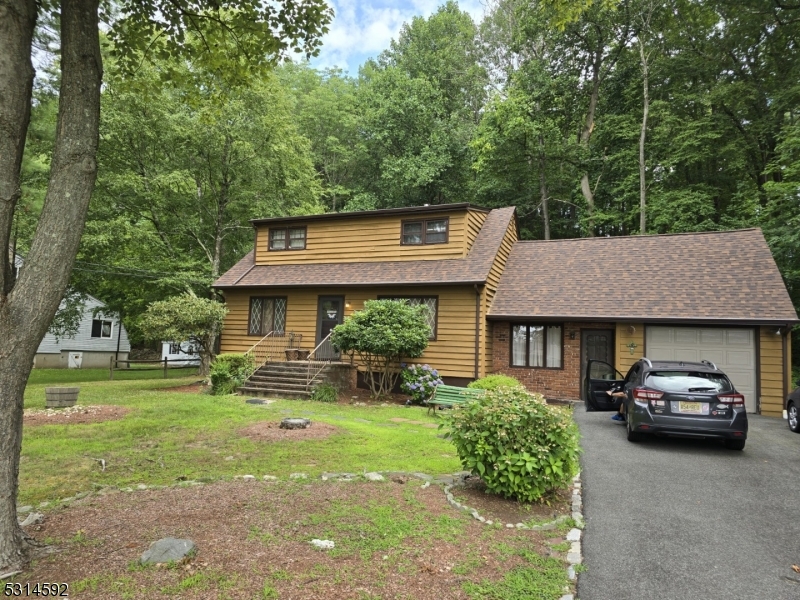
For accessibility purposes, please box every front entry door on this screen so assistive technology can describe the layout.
[580,329,614,400]
[316,296,344,360]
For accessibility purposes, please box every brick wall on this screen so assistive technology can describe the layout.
[491,321,614,401]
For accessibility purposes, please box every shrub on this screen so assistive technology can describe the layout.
[400,364,443,405]
[209,353,255,395]
[443,387,580,502]
[467,374,524,391]
[310,382,339,403]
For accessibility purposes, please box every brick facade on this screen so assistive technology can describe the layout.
[491,321,614,401]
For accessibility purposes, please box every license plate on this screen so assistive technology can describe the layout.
[677,401,707,415]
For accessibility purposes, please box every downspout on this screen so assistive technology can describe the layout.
[474,285,481,380]
[782,326,790,419]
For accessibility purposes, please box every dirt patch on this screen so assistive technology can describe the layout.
[450,476,573,526]
[23,405,130,427]
[340,387,410,405]
[161,383,207,394]
[14,479,568,599]
[238,420,341,442]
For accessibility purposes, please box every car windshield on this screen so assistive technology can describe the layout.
[645,371,734,394]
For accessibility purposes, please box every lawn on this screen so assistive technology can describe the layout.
[15,369,578,599]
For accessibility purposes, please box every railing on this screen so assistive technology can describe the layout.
[109,357,200,380]
[306,331,335,389]
[245,331,303,372]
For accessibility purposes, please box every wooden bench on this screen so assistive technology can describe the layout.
[426,384,486,415]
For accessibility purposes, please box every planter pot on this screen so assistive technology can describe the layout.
[284,349,299,361]
[45,387,79,409]
[296,350,311,360]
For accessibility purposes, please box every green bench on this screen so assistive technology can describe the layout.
[426,384,485,415]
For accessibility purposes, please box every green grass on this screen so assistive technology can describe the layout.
[19,373,462,505]
[28,367,199,385]
[463,544,568,599]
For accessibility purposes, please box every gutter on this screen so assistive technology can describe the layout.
[783,326,791,419]
[474,285,482,380]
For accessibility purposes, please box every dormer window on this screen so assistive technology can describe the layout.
[269,226,306,251]
[401,218,449,245]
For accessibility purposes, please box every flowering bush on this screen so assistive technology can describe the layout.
[442,387,581,502]
[467,374,524,391]
[400,363,444,405]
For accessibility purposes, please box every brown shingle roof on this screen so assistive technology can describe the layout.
[213,207,517,288]
[488,228,798,324]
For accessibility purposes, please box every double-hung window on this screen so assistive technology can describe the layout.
[91,319,113,339]
[511,324,562,368]
[401,218,448,245]
[248,297,287,335]
[378,296,438,340]
[269,226,306,251]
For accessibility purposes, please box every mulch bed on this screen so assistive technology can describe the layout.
[23,405,130,427]
[15,479,566,599]
[238,420,342,442]
[450,475,572,526]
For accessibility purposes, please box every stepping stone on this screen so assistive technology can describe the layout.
[141,538,196,565]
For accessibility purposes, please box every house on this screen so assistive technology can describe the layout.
[35,294,131,369]
[213,204,797,417]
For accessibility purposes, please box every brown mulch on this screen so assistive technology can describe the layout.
[23,405,130,427]
[238,420,341,442]
[340,387,410,405]
[161,383,207,393]
[15,479,567,599]
[450,475,573,526]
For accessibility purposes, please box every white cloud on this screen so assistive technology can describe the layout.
[309,0,487,75]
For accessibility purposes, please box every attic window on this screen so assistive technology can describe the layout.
[401,218,448,245]
[91,319,113,339]
[269,226,306,251]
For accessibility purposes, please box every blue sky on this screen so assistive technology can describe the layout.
[308,0,487,76]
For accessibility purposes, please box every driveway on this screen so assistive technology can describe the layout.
[574,408,800,600]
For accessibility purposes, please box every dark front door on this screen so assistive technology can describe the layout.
[581,329,614,400]
[316,296,344,360]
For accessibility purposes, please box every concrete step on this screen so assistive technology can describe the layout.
[246,379,310,391]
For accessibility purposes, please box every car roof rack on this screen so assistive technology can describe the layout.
[701,359,718,370]
[641,357,653,368]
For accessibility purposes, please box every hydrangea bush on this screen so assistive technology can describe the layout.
[443,387,581,502]
[400,363,444,405]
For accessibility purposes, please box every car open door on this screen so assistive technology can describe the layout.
[585,359,625,411]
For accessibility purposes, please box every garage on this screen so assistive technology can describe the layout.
[646,326,757,412]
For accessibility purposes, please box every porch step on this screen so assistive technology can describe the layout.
[238,385,312,400]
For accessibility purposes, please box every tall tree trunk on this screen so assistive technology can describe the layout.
[0,0,101,571]
[538,131,550,240]
[638,39,649,235]
[0,0,36,296]
[579,47,602,237]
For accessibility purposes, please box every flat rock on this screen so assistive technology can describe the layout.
[310,539,335,550]
[364,472,385,481]
[141,537,196,565]
[17,506,33,515]
[566,528,581,542]
[289,472,307,480]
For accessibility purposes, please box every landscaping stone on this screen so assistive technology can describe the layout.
[17,506,32,515]
[364,472,384,481]
[262,475,278,481]
[141,537,196,565]
[18,512,43,527]
[242,475,256,480]
[136,484,148,490]
[566,528,581,542]
[289,472,307,480]
[310,539,335,550]
[280,418,311,430]
[412,472,433,481]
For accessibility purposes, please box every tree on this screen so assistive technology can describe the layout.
[138,294,228,377]
[0,0,331,571]
[330,300,431,398]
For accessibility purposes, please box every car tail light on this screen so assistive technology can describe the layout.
[634,388,663,402]
[718,394,745,406]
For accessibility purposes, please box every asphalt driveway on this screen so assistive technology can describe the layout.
[574,407,800,600]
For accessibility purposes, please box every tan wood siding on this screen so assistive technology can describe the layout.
[616,323,644,375]
[466,210,488,253]
[220,286,479,379]
[254,211,469,265]
[760,327,785,417]
[483,218,518,377]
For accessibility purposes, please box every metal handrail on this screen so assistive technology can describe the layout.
[245,331,302,374]
[246,331,276,356]
[306,331,334,389]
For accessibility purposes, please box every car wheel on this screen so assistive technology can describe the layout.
[724,439,746,451]
[626,415,643,442]
[788,402,800,434]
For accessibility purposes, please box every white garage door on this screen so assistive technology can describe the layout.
[646,326,757,412]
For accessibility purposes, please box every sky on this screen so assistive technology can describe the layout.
[308,0,487,76]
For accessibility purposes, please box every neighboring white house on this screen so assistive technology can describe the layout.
[161,341,200,366]
[35,295,131,369]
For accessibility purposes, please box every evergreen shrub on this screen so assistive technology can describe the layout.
[209,353,255,395]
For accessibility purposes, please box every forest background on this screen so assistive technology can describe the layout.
[15,0,800,360]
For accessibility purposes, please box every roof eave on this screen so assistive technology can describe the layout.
[485,315,800,326]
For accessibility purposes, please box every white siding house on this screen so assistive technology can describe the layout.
[35,295,131,368]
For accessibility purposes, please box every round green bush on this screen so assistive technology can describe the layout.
[467,374,524,391]
[444,387,581,502]
[209,353,255,395]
